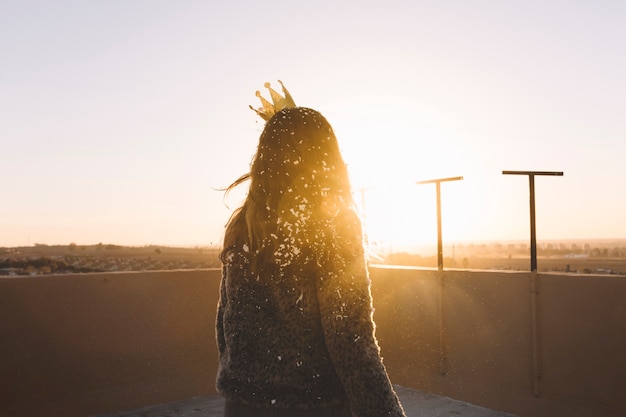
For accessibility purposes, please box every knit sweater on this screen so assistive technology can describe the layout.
[215,212,406,417]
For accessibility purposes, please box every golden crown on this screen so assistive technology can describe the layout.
[249,80,296,121]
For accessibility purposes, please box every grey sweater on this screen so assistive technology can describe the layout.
[216,214,406,417]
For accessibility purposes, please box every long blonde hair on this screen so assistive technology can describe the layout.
[222,107,361,274]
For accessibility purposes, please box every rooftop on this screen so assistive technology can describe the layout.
[3,267,625,417]
[92,386,518,417]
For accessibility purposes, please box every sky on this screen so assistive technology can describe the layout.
[1,0,625,252]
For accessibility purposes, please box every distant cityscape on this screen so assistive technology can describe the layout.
[0,244,221,276]
[376,238,626,275]
[1,239,625,276]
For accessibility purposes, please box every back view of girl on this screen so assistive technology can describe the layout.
[216,82,406,417]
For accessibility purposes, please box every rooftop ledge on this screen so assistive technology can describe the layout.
[1,268,625,417]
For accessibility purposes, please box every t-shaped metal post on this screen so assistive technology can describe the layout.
[416,176,463,271]
[502,171,564,272]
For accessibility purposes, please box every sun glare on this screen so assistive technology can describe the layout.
[332,103,480,255]
[357,186,438,253]
[222,100,494,256]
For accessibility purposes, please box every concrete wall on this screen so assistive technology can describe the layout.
[0,270,220,417]
[1,268,625,417]
[370,267,626,417]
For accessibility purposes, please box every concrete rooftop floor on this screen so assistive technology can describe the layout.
[92,385,518,417]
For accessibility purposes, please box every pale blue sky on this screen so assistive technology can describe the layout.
[1,0,625,250]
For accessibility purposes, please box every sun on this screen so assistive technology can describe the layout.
[328,103,483,255]
[356,185,439,254]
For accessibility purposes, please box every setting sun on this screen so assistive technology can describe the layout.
[326,101,482,254]
[356,185,438,254]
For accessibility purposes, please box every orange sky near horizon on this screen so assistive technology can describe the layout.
[1,1,625,251]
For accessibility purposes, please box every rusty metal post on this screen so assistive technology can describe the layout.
[503,170,563,398]
[416,176,463,272]
[416,176,462,376]
[502,171,563,272]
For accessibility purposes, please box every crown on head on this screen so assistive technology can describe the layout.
[249,80,296,121]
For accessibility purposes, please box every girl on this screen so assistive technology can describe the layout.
[216,89,405,417]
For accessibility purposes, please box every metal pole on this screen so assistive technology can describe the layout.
[529,270,541,397]
[502,171,563,272]
[416,176,462,376]
[359,188,368,246]
[503,170,563,398]
[436,182,443,272]
[529,175,537,272]
[435,183,445,373]
[416,176,463,272]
